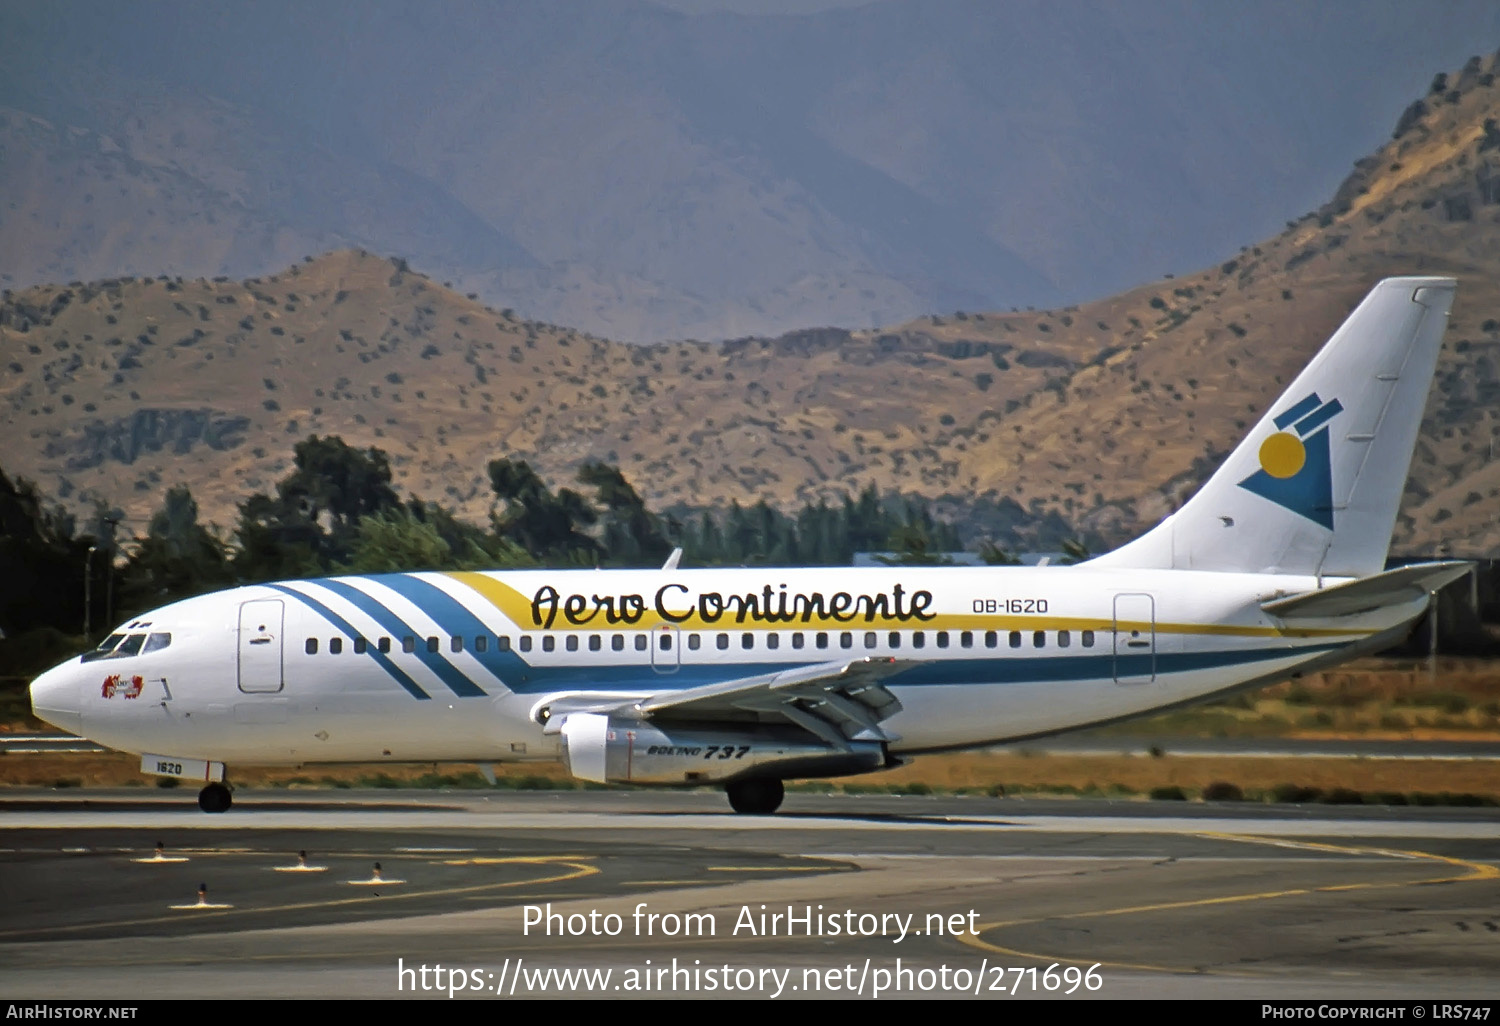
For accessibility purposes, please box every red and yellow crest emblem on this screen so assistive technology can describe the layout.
[101,674,145,699]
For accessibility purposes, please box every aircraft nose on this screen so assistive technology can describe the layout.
[30,662,82,735]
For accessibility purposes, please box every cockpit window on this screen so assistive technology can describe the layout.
[143,633,172,653]
[81,633,126,662]
[116,634,147,657]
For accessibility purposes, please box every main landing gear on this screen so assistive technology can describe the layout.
[198,782,233,813]
[725,778,784,815]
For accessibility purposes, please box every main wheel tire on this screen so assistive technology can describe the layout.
[197,782,232,813]
[726,778,784,815]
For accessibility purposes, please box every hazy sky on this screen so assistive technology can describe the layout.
[649,0,873,13]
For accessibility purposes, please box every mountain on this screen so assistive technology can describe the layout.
[2,1,1499,341]
[3,54,1500,556]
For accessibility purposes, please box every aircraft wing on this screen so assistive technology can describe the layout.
[547,657,909,748]
[1261,561,1472,619]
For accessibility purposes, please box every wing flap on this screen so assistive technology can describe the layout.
[633,656,909,745]
[1262,561,1471,619]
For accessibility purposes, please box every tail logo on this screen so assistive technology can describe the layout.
[1238,392,1343,529]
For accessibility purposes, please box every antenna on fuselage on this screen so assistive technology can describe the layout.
[662,547,683,571]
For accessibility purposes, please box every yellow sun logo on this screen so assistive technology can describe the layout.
[1257,432,1306,479]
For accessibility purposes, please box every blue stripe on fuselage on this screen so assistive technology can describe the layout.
[490,640,1346,694]
[266,584,431,700]
[366,573,529,687]
[308,578,488,697]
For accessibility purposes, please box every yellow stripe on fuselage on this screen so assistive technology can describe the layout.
[440,572,1368,641]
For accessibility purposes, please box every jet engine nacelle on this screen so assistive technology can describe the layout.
[558,712,885,785]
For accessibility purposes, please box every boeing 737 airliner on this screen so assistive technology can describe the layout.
[29,277,1470,813]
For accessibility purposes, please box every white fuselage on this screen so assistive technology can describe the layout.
[30,564,1415,769]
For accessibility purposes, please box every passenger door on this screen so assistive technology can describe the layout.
[238,599,285,693]
[1112,593,1156,684]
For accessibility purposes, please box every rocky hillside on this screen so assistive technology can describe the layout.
[5,1,1500,341]
[3,56,1500,555]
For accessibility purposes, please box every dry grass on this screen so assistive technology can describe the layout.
[1093,658,1500,740]
[835,751,1500,800]
[4,748,1495,803]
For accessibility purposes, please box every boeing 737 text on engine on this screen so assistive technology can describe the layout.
[30,277,1470,814]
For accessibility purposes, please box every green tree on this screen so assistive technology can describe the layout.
[125,485,231,601]
[487,457,599,562]
[0,468,92,636]
[977,539,1021,565]
[576,461,670,566]
[340,508,459,573]
[233,435,401,577]
[342,504,539,573]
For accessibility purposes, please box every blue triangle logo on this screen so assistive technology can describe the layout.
[1237,393,1341,530]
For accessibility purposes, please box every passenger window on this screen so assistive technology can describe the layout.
[1058,630,1071,648]
[1033,631,1046,648]
[614,634,627,651]
[888,631,901,648]
[864,631,877,649]
[839,631,853,649]
[450,635,463,653]
[143,632,172,653]
[634,635,647,651]
[497,636,510,652]
[1082,630,1095,648]
[912,631,925,650]
[354,637,368,654]
[378,637,391,653]
[305,638,318,655]
[1009,631,1022,649]
[520,637,533,652]
[984,630,998,648]
[717,633,729,650]
[474,636,487,653]
[329,637,343,655]
[792,633,805,649]
[403,636,416,653]
[658,634,672,651]
[118,634,146,657]
[767,633,779,650]
[542,636,555,653]
[741,633,753,650]
[566,635,579,652]
[816,632,829,649]
[960,631,973,649]
[427,636,439,653]
[936,631,949,649]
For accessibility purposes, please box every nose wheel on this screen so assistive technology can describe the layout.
[197,782,233,813]
[725,778,784,815]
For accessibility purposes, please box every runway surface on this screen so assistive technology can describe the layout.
[1,790,1497,1000]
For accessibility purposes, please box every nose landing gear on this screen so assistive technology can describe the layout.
[197,782,233,813]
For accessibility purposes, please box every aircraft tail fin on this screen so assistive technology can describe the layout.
[1090,277,1455,577]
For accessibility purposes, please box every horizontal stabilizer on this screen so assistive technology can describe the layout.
[1262,561,1472,619]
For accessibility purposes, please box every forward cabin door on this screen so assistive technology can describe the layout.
[238,599,285,693]
[1111,593,1156,684]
